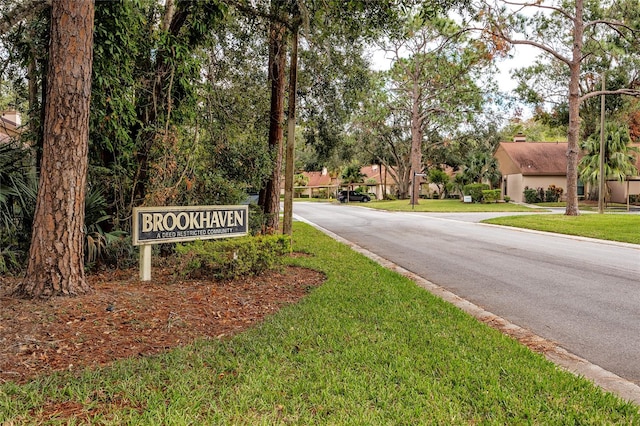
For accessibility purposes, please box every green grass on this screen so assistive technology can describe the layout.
[535,201,634,212]
[368,198,544,212]
[1,222,638,424]
[482,214,640,244]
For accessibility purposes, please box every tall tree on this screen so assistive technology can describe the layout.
[258,1,288,232]
[377,15,494,202]
[473,0,640,215]
[15,0,95,298]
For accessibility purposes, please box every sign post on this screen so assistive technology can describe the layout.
[412,172,426,209]
[132,205,249,281]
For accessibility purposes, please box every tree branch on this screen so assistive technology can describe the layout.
[0,0,50,35]
[498,0,575,22]
[580,88,640,102]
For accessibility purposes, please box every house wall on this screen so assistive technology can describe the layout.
[608,180,640,204]
[503,174,525,202]
[502,175,568,202]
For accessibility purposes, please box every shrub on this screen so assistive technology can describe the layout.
[523,187,539,204]
[482,189,501,203]
[99,236,138,270]
[176,235,291,280]
[545,185,564,202]
[463,183,490,203]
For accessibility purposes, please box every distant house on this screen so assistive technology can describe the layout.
[291,164,399,200]
[0,110,22,143]
[494,137,640,204]
[494,140,572,203]
[291,167,339,199]
[357,164,397,199]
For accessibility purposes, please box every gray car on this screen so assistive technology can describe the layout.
[338,190,371,203]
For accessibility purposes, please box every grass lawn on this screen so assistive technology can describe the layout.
[482,214,640,245]
[536,201,635,212]
[368,198,544,212]
[1,222,638,424]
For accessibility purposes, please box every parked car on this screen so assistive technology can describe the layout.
[338,190,371,203]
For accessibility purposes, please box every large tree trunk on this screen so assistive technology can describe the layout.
[410,81,423,205]
[283,26,298,236]
[259,18,286,233]
[565,0,584,216]
[15,0,95,299]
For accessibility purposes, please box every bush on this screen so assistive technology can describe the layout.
[463,183,490,203]
[523,185,564,204]
[545,185,564,202]
[523,187,539,204]
[99,236,139,270]
[504,196,511,203]
[482,189,501,203]
[175,235,291,280]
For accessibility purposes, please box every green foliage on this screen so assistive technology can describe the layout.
[523,185,564,204]
[499,118,566,142]
[428,168,450,198]
[579,123,638,187]
[463,183,489,202]
[462,151,501,188]
[545,185,564,203]
[98,236,138,270]
[0,142,36,273]
[176,235,291,280]
[481,189,500,203]
[523,187,539,204]
[83,187,127,268]
[341,164,366,185]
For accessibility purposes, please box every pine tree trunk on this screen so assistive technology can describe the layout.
[15,0,95,299]
[564,0,584,216]
[410,81,423,205]
[259,19,286,233]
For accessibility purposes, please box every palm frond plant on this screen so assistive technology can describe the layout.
[83,186,126,267]
[579,123,638,200]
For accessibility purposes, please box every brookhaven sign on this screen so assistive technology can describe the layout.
[132,205,249,281]
[133,205,249,245]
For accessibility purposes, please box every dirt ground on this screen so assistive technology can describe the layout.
[0,263,325,385]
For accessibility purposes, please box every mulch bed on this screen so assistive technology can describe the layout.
[0,264,325,384]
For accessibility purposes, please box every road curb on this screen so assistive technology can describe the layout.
[294,214,640,406]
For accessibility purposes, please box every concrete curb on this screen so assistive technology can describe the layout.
[294,214,640,406]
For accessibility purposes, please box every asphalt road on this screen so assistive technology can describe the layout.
[293,202,640,385]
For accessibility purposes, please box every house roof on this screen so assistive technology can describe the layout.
[495,142,569,176]
[304,170,334,187]
[359,164,397,184]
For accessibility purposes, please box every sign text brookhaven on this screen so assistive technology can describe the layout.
[133,205,248,245]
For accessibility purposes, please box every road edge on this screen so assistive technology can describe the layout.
[294,214,640,407]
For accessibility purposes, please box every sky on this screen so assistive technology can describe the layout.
[369,43,540,120]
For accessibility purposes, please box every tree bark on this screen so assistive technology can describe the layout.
[410,81,423,205]
[15,0,95,299]
[259,18,286,233]
[283,27,298,236]
[565,0,584,216]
